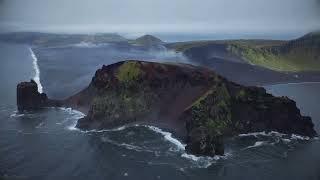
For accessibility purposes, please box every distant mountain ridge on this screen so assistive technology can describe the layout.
[133,34,164,46]
[0,32,127,47]
[1,31,320,72]
[169,31,320,72]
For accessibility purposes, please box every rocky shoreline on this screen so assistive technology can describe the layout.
[17,60,317,156]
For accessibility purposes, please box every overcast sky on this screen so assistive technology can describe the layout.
[0,0,319,34]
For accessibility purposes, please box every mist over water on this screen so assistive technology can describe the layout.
[0,0,320,179]
[35,44,189,99]
[1,36,320,179]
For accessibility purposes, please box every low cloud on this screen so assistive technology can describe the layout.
[0,0,319,34]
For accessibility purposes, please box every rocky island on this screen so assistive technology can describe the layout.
[17,60,317,156]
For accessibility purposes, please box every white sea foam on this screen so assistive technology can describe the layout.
[58,107,85,130]
[238,131,313,141]
[243,141,267,150]
[144,125,232,168]
[238,131,286,138]
[100,136,153,153]
[144,125,186,151]
[35,122,45,129]
[96,124,226,168]
[29,48,43,93]
[70,122,231,168]
[75,125,131,133]
[291,134,310,140]
[181,153,215,168]
[181,152,232,168]
[282,138,291,143]
[10,112,24,118]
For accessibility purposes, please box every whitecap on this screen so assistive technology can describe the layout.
[144,125,186,151]
[291,134,310,140]
[10,112,24,118]
[181,152,231,168]
[75,125,131,133]
[281,138,291,143]
[238,131,312,150]
[29,48,43,93]
[100,136,153,153]
[242,141,267,150]
[144,125,232,168]
[58,107,85,131]
[35,122,44,128]
[70,122,233,168]
[238,131,287,138]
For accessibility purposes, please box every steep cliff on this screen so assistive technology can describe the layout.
[17,61,317,156]
[17,80,62,111]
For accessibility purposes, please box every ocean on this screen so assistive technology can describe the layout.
[0,42,319,180]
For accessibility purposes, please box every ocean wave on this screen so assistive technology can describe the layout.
[81,124,232,168]
[144,125,234,168]
[181,152,232,168]
[242,141,268,150]
[100,136,154,153]
[71,124,132,133]
[69,122,234,168]
[290,134,310,140]
[58,107,85,130]
[238,131,314,151]
[238,131,286,138]
[181,153,215,168]
[144,125,186,151]
[10,111,25,118]
[29,48,43,93]
[97,124,229,168]
[238,131,312,141]
[35,122,45,129]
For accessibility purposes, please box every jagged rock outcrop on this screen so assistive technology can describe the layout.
[75,61,213,133]
[16,61,317,156]
[17,80,62,111]
[182,85,316,156]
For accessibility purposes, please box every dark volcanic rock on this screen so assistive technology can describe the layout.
[182,84,316,155]
[73,61,316,156]
[75,61,212,133]
[17,80,62,112]
[16,60,317,156]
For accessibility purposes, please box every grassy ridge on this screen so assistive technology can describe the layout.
[169,32,320,72]
[228,43,320,72]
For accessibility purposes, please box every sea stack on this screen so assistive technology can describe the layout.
[17,80,62,111]
[16,60,317,156]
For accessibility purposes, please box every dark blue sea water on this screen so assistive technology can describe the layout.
[0,42,319,180]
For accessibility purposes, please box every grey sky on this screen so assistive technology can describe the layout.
[0,0,319,34]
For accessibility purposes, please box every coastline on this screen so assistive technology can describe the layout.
[262,81,320,87]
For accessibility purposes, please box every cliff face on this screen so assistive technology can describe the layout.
[182,84,316,155]
[17,80,62,111]
[17,61,317,156]
[76,61,213,135]
[76,61,316,156]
